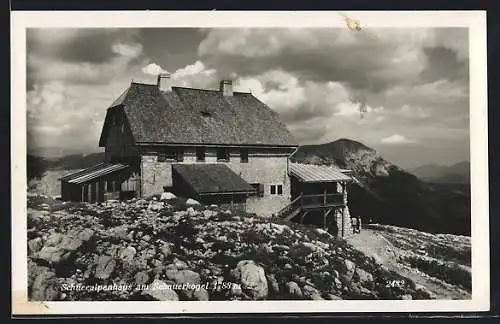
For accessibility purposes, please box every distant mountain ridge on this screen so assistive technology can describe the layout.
[411,162,470,183]
[291,139,471,236]
[27,152,105,180]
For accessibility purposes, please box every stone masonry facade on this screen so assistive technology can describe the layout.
[139,146,293,217]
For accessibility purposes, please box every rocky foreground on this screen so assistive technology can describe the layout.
[27,193,434,301]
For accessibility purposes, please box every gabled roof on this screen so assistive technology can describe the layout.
[100,82,298,147]
[289,163,352,183]
[172,163,255,195]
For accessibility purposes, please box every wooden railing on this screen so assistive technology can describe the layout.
[276,193,345,219]
[301,193,344,208]
[276,194,303,218]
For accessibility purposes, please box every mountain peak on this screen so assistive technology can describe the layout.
[329,138,375,153]
[291,138,394,179]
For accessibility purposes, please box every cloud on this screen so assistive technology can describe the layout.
[25,27,470,167]
[27,29,144,89]
[381,134,417,145]
[172,60,208,78]
[142,62,169,75]
[198,28,468,94]
[111,42,143,58]
[27,81,115,151]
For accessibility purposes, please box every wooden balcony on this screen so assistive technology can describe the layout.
[301,193,345,210]
[276,192,345,219]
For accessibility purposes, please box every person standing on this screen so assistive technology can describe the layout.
[351,217,358,234]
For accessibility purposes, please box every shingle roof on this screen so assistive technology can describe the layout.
[172,163,255,195]
[101,82,298,147]
[289,163,352,183]
[59,163,129,184]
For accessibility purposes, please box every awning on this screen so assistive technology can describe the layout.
[289,163,352,183]
[172,164,255,195]
[59,163,129,184]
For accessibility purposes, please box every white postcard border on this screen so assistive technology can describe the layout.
[11,10,489,315]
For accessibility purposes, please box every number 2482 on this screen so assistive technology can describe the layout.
[385,280,405,288]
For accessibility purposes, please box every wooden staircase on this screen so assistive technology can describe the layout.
[276,194,303,220]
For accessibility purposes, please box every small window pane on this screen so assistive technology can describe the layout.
[240,149,248,163]
[217,148,230,161]
[270,185,276,195]
[277,185,283,195]
[196,147,205,161]
[176,150,184,162]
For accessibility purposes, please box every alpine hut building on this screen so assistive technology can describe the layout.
[60,74,355,238]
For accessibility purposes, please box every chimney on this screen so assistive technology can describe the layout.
[157,73,172,92]
[219,80,233,97]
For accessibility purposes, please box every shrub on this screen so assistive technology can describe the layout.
[240,229,268,246]
[175,219,199,240]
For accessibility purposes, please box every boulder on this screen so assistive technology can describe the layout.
[60,236,83,252]
[186,198,200,206]
[160,244,172,259]
[187,207,197,216]
[230,260,268,300]
[354,268,374,286]
[144,279,179,301]
[134,271,150,285]
[342,259,356,282]
[165,269,201,285]
[28,237,43,255]
[400,294,413,300]
[165,269,203,300]
[95,255,116,280]
[118,246,137,263]
[148,201,164,211]
[78,229,94,242]
[327,294,343,300]
[267,274,280,295]
[45,233,64,247]
[286,281,302,298]
[160,192,176,201]
[36,246,66,265]
[192,288,210,301]
[31,269,58,301]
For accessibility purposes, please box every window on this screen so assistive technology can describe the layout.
[176,149,184,162]
[196,147,206,162]
[158,148,183,162]
[250,183,264,197]
[240,148,248,163]
[269,184,283,195]
[217,148,230,162]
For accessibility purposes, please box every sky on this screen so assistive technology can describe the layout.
[26,27,470,169]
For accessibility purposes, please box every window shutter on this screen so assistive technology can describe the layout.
[258,183,264,197]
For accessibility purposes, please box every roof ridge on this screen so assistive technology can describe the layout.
[173,85,251,95]
[131,81,157,86]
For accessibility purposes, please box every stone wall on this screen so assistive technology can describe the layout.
[139,146,294,216]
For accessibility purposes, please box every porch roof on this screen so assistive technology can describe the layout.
[172,163,255,195]
[289,163,352,183]
[59,163,129,184]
